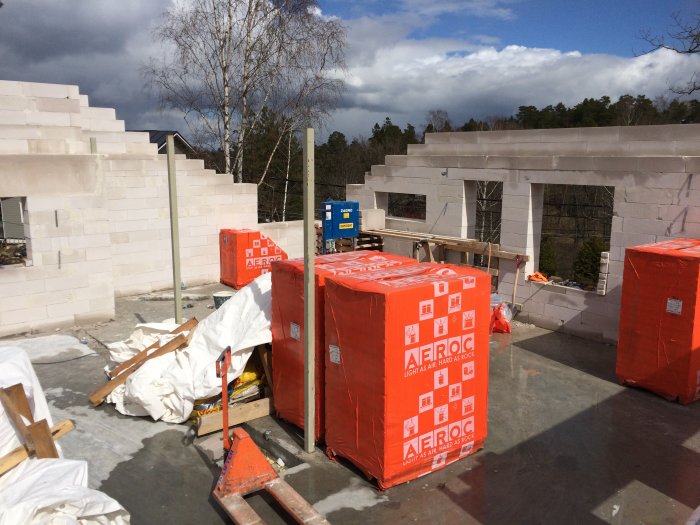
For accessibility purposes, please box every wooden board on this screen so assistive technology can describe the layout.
[196,397,273,436]
[0,385,33,443]
[108,317,198,379]
[0,419,74,476]
[27,420,58,459]
[257,345,273,391]
[89,333,188,407]
[363,228,528,261]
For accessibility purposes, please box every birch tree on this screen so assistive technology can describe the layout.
[145,0,345,183]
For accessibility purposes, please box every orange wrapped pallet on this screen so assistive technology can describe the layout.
[617,238,700,404]
[220,229,287,289]
[324,263,490,489]
[271,251,417,440]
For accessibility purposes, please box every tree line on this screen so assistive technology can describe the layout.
[196,94,700,222]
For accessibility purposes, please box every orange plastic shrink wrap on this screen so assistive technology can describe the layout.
[617,238,700,404]
[271,251,417,439]
[324,263,490,488]
[220,229,287,289]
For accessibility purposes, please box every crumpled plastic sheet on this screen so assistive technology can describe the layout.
[107,322,180,364]
[0,459,129,525]
[0,347,129,524]
[106,273,273,423]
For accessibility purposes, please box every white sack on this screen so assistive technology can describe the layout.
[107,273,273,423]
[0,459,129,525]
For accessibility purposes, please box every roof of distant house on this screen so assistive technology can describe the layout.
[130,130,197,154]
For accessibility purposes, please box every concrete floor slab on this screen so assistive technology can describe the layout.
[4,284,700,524]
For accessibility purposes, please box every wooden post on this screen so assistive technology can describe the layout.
[303,128,315,453]
[166,134,183,324]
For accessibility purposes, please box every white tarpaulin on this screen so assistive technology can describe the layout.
[0,347,55,457]
[106,273,273,423]
[106,323,180,364]
[0,347,129,524]
[0,459,129,525]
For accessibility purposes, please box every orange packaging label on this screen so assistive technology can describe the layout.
[324,263,490,488]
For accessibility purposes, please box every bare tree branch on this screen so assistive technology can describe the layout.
[144,0,346,183]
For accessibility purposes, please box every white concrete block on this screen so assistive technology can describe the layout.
[624,187,673,205]
[0,306,48,326]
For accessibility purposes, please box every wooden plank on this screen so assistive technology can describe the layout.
[214,493,265,525]
[27,420,58,458]
[196,397,272,436]
[3,384,32,422]
[108,317,198,379]
[0,419,74,476]
[0,387,32,443]
[258,346,273,391]
[363,228,529,261]
[266,479,331,525]
[89,333,188,407]
[422,242,435,262]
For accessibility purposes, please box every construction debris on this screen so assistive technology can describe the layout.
[93,273,273,423]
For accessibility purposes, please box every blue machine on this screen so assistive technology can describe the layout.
[321,200,359,254]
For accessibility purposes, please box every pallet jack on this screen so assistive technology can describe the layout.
[212,347,330,525]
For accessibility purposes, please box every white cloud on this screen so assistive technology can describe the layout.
[1,0,699,144]
[399,0,518,20]
[326,13,700,138]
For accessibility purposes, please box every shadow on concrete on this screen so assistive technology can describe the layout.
[439,329,700,524]
[510,327,618,384]
[100,429,230,524]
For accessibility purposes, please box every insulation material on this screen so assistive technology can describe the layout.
[220,229,287,289]
[271,251,418,440]
[106,273,272,423]
[617,238,700,404]
[324,263,490,489]
[0,347,129,524]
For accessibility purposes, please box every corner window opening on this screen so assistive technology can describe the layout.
[1,196,28,266]
[387,193,426,221]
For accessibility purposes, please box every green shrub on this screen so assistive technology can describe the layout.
[573,237,606,288]
[538,236,558,277]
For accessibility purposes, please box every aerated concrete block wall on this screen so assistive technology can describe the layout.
[0,80,302,336]
[348,125,700,343]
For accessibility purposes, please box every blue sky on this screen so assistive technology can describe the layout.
[320,0,697,56]
[1,0,699,140]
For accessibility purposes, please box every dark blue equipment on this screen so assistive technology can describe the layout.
[321,200,359,254]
